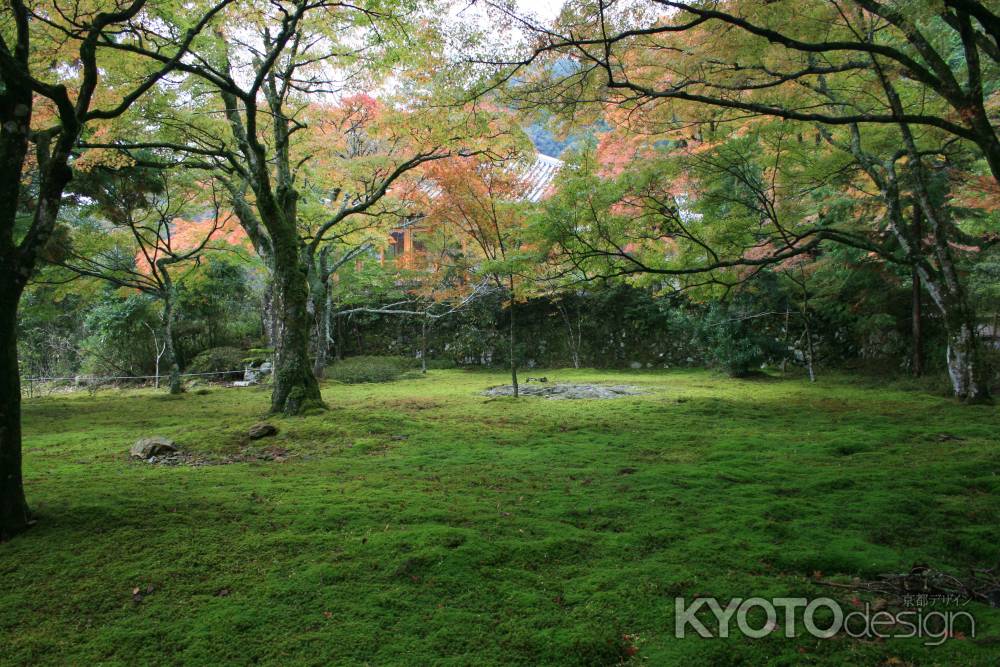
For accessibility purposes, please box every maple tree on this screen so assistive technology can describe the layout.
[295,95,453,378]
[52,168,230,394]
[86,1,507,413]
[0,0,232,538]
[420,153,540,395]
[478,0,1000,402]
[481,0,1000,179]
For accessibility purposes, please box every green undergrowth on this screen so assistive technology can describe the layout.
[326,355,422,384]
[3,369,999,665]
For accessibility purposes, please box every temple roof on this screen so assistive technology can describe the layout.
[520,153,564,203]
[419,152,564,204]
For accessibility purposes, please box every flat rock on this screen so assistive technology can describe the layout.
[248,422,278,440]
[482,383,643,400]
[130,436,177,459]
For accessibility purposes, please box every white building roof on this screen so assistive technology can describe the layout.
[419,152,564,204]
[520,153,564,203]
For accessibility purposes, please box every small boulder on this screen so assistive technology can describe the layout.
[248,422,278,440]
[131,436,177,459]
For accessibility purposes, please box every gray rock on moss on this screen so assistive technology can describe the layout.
[248,423,278,440]
[482,383,643,400]
[130,436,177,459]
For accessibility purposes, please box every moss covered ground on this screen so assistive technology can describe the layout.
[2,369,999,665]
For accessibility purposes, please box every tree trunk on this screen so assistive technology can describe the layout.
[0,86,73,540]
[421,316,429,374]
[163,297,182,395]
[269,240,325,414]
[557,300,581,369]
[912,268,923,377]
[324,289,333,370]
[942,307,991,404]
[803,316,816,383]
[798,270,816,383]
[911,208,924,377]
[920,204,991,403]
[0,275,31,540]
[149,324,163,390]
[917,262,991,403]
[311,299,328,380]
[508,277,518,397]
[154,351,160,389]
[307,258,330,380]
[781,304,791,375]
[335,311,343,361]
[261,274,277,349]
[841,107,988,402]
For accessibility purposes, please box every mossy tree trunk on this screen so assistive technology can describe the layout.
[0,77,76,542]
[0,0,228,538]
[888,204,990,402]
[911,209,924,377]
[310,294,329,379]
[900,227,989,403]
[839,103,992,404]
[267,227,324,414]
[307,246,332,380]
[919,198,990,403]
[153,263,184,395]
[162,296,182,395]
[190,6,447,411]
[227,196,324,415]
[0,273,31,540]
[213,39,326,416]
[883,78,991,403]
[0,74,76,540]
[0,48,33,539]
[925,272,991,404]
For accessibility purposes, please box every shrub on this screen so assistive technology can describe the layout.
[695,301,779,378]
[243,348,274,366]
[327,355,418,384]
[185,346,246,380]
[79,293,159,377]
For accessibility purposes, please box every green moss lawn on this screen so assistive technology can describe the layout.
[2,369,999,665]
